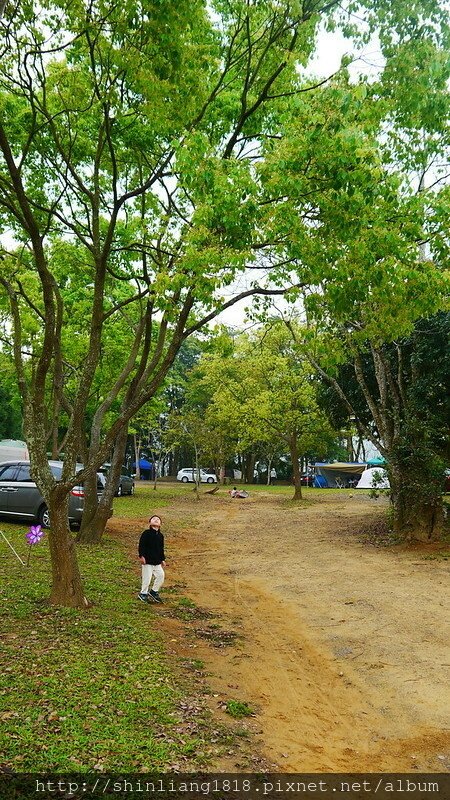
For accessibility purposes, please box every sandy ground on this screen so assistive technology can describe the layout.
[112,489,450,773]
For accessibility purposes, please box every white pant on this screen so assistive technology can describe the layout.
[141,563,164,593]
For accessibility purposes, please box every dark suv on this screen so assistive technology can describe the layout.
[99,464,135,496]
[0,460,106,528]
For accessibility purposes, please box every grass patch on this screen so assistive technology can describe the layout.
[111,482,177,517]
[0,521,213,772]
[225,700,254,719]
[177,597,196,608]
[112,481,219,518]
[243,484,371,497]
[422,550,450,561]
[112,480,375,514]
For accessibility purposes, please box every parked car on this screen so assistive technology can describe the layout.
[116,473,135,496]
[0,460,106,528]
[300,473,314,486]
[99,464,135,496]
[176,468,218,484]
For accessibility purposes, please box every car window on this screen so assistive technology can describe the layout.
[50,465,63,478]
[16,465,33,482]
[0,465,18,481]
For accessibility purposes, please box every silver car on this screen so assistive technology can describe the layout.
[0,460,106,528]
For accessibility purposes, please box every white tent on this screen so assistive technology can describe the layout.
[0,439,29,463]
[356,467,390,489]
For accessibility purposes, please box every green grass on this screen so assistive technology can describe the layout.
[112,481,207,517]
[112,482,175,516]
[0,521,213,772]
[225,700,254,719]
[122,480,372,500]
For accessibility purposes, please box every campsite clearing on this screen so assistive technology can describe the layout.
[113,485,450,773]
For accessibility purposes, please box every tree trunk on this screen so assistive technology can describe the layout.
[47,489,88,607]
[289,434,302,501]
[152,448,160,490]
[76,470,99,542]
[172,447,182,477]
[267,456,272,486]
[50,396,60,460]
[134,434,141,481]
[346,434,354,461]
[77,428,128,543]
[389,464,443,542]
[193,446,200,500]
[245,451,256,484]
[78,501,114,545]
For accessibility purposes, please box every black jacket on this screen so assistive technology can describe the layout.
[138,528,165,565]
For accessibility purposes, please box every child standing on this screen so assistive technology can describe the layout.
[138,515,166,603]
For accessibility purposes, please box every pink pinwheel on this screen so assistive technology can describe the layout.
[26,524,45,565]
[26,525,44,545]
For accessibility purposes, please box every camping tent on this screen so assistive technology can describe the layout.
[356,467,390,489]
[313,462,367,488]
[131,458,153,479]
[0,439,29,462]
[366,457,386,467]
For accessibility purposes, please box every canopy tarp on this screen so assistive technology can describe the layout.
[314,462,366,474]
[313,462,366,488]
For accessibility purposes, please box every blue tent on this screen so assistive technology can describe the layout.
[131,458,153,479]
[313,461,366,488]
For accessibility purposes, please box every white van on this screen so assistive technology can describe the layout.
[0,439,29,463]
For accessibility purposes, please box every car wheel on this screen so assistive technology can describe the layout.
[38,504,50,528]
[206,476,215,483]
[117,485,123,496]
[181,476,189,483]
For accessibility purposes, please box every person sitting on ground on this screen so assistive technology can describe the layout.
[229,486,249,498]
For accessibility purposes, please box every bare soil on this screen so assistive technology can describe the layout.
[110,489,450,773]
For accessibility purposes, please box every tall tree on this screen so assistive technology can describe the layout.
[256,23,449,539]
[300,314,450,541]
[0,0,325,604]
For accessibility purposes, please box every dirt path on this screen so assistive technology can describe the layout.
[112,490,450,772]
